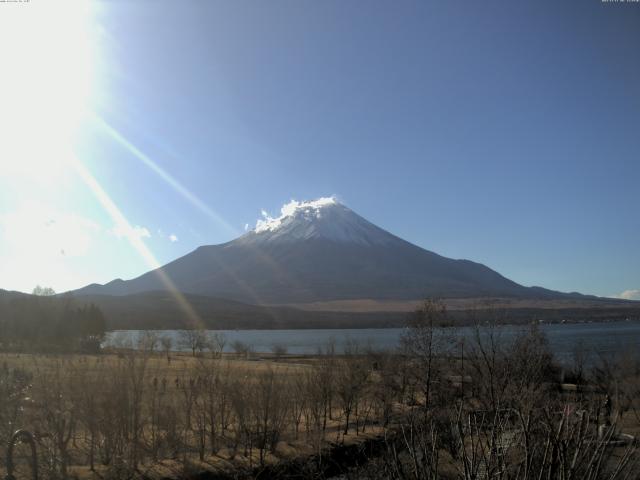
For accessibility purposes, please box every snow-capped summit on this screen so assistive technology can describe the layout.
[243,197,401,247]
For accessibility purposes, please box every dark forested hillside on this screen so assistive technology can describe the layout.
[0,290,106,351]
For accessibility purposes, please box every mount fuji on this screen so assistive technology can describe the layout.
[73,197,583,304]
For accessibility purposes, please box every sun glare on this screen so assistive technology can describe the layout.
[0,1,96,181]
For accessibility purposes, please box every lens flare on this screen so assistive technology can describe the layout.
[91,115,238,237]
[73,159,204,328]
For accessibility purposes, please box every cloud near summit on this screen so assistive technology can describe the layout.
[254,196,337,233]
[111,224,151,241]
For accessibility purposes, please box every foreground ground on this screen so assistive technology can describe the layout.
[0,350,388,480]
[0,313,639,479]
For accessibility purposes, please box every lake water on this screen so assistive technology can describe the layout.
[107,320,640,364]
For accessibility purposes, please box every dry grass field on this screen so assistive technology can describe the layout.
[0,349,388,480]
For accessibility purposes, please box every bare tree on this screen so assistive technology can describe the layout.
[336,340,369,435]
[196,361,220,455]
[252,367,290,465]
[177,374,199,463]
[369,350,401,427]
[33,359,78,478]
[288,373,307,439]
[179,329,208,357]
[124,349,149,470]
[160,335,173,363]
[401,299,453,411]
[211,332,227,358]
[76,362,103,471]
[32,285,56,296]
[137,330,159,354]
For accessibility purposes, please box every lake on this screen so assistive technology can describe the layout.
[107,320,640,364]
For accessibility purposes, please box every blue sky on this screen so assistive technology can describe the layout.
[0,0,638,299]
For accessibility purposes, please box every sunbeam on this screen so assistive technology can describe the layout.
[73,160,205,328]
[87,114,302,307]
[91,115,238,237]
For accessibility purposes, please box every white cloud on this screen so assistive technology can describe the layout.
[255,196,337,233]
[136,226,151,238]
[169,234,178,243]
[244,223,249,231]
[617,289,640,301]
[112,224,151,241]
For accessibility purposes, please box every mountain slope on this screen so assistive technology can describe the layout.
[72,198,586,304]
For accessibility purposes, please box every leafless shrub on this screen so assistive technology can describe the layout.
[231,340,252,359]
[592,348,640,424]
[271,343,288,360]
